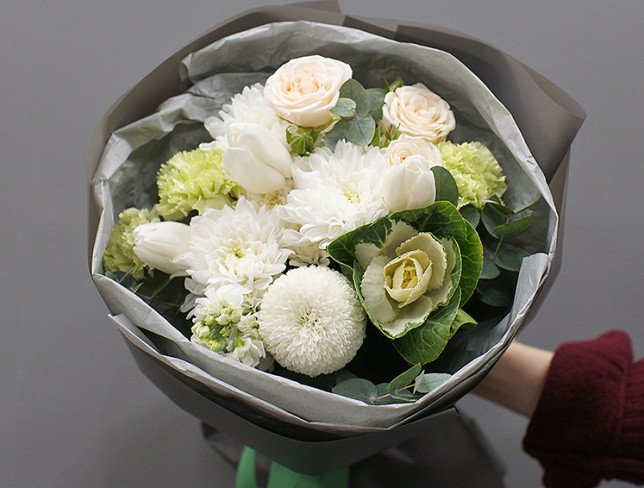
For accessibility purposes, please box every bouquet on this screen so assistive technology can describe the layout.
[90,6,583,479]
[102,49,542,401]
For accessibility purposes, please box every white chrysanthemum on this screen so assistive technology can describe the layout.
[176,198,291,299]
[203,83,290,148]
[258,266,366,377]
[277,141,387,265]
[245,178,294,209]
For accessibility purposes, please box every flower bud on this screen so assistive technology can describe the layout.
[381,156,437,213]
[223,122,293,194]
[133,221,191,275]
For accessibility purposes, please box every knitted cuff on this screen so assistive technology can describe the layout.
[523,330,644,487]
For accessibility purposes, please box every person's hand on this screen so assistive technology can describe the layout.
[474,342,553,417]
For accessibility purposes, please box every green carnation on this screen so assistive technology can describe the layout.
[438,141,507,209]
[155,148,238,221]
[103,207,159,280]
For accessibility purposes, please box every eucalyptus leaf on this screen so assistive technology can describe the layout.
[414,373,452,394]
[484,197,514,214]
[431,166,459,206]
[323,119,351,149]
[380,363,422,402]
[345,116,376,146]
[476,278,512,307]
[373,383,392,404]
[339,79,370,117]
[459,205,480,229]
[514,194,541,213]
[482,203,507,238]
[332,378,378,403]
[334,369,357,384]
[366,88,385,120]
[388,363,422,394]
[480,244,501,279]
[393,289,461,365]
[331,97,357,118]
[495,242,531,272]
[494,211,536,238]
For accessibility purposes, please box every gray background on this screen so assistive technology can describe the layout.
[1,0,642,486]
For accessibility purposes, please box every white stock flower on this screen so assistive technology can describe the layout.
[189,284,249,324]
[190,285,270,369]
[382,83,456,143]
[223,122,293,194]
[381,136,444,213]
[257,266,365,377]
[176,198,291,299]
[264,55,352,128]
[277,141,387,265]
[132,221,191,275]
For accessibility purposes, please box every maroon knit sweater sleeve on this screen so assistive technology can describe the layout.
[523,331,644,487]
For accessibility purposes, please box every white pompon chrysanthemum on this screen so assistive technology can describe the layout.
[203,83,290,148]
[257,266,366,377]
[176,198,291,300]
[277,141,388,265]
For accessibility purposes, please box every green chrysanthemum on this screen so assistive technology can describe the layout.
[438,141,507,209]
[155,148,238,221]
[103,207,159,280]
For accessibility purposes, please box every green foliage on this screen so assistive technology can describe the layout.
[431,166,459,206]
[331,363,452,404]
[414,372,452,394]
[286,126,320,156]
[393,290,461,365]
[325,79,385,147]
[384,77,404,93]
[474,196,541,307]
[459,204,480,229]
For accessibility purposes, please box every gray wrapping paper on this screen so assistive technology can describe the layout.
[88,0,584,475]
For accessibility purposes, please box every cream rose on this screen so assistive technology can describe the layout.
[382,83,456,142]
[385,135,443,167]
[264,55,352,128]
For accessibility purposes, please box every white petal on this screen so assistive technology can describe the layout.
[223,147,286,194]
[228,122,292,177]
[361,256,397,323]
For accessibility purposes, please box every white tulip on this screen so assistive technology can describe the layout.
[133,221,191,275]
[381,155,437,213]
[223,122,293,194]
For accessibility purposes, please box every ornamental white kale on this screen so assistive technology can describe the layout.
[328,202,483,365]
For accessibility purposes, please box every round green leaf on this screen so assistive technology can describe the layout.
[331,97,357,118]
